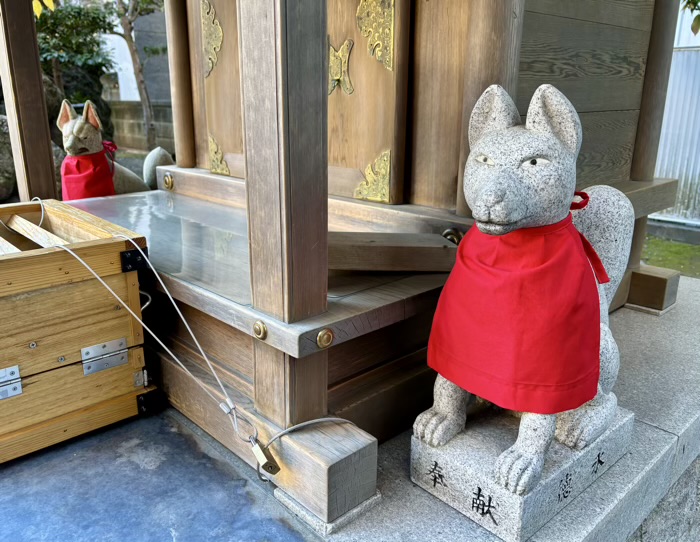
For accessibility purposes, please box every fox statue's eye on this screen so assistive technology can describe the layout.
[475,154,494,166]
[522,157,551,168]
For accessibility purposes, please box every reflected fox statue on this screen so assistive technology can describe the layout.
[413,84,635,495]
[56,100,173,200]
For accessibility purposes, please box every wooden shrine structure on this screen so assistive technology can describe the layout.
[0,0,681,525]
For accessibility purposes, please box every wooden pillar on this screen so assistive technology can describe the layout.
[613,0,680,311]
[455,0,525,215]
[164,0,196,168]
[254,344,327,428]
[238,0,328,323]
[0,0,56,201]
[238,0,328,427]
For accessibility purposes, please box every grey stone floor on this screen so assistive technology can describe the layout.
[1,277,699,542]
[0,411,316,542]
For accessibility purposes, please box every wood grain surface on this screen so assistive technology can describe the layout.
[409,0,470,209]
[0,348,145,437]
[186,0,209,169]
[165,0,196,168]
[327,0,410,203]
[160,351,377,522]
[328,231,457,272]
[238,0,328,322]
[525,0,655,32]
[204,0,244,174]
[0,388,147,463]
[455,0,525,214]
[0,0,56,200]
[576,110,639,187]
[0,272,142,378]
[517,11,651,113]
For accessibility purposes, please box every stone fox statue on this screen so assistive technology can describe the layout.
[57,100,173,200]
[414,84,634,495]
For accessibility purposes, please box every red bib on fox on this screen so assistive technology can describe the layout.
[428,202,609,414]
[61,146,116,201]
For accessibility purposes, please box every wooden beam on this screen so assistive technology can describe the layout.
[156,166,246,207]
[328,232,457,272]
[160,351,377,523]
[7,215,67,247]
[164,0,196,168]
[630,0,677,184]
[0,389,147,464]
[0,0,56,200]
[606,178,678,219]
[0,236,19,255]
[625,0,680,309]
[253,342,327,428]
[329,349,436,443]
[628,264,680,311]
[238,0,328,323]
[455,0,525,215]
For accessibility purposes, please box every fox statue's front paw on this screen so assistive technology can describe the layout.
[413,407,464,447]
[494,445,545,495]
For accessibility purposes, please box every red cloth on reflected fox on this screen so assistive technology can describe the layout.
[428,206,609,414]
[61,144,116,201]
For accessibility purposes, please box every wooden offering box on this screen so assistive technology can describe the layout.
[0,200,154,463]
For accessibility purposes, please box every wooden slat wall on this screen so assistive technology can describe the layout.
[408,0,525,212]
[517,0,655,188]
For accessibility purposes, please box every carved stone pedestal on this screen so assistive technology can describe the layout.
[411,408,634,542]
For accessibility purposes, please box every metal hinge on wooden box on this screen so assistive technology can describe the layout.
[0,199,156,463]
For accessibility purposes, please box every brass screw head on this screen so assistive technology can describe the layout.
[253,320,268,340]
[163,173,174,191]
[316,328,334,349]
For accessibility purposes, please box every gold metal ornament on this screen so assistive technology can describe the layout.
[253,320,268,340]
[163,173,174,191]
[356,0,394,71]
[354,149,391,203]
[328,38,354,95]
[316,328,335,349]
[201,0,223,78]
[208,134,230,176]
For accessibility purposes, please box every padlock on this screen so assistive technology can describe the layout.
[251,439,281,475]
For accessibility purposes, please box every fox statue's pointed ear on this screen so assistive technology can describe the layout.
[57,100,78,131]
[83,100,103,131]
[526,84,582,155]
[469,85,521,148]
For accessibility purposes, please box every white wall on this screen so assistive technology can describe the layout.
[102,33,139,101]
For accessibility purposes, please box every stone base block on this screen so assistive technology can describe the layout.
[275,488,382,537]
[411,407,634,542]
[624,302,677,317]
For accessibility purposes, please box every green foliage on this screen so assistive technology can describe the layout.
[113,0,163,20]
[682,0,700,35]
[35,3,114,72]
[143,45,167,58]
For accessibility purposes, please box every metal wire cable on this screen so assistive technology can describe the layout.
[18,197,360,478]
[114,234,258,443]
